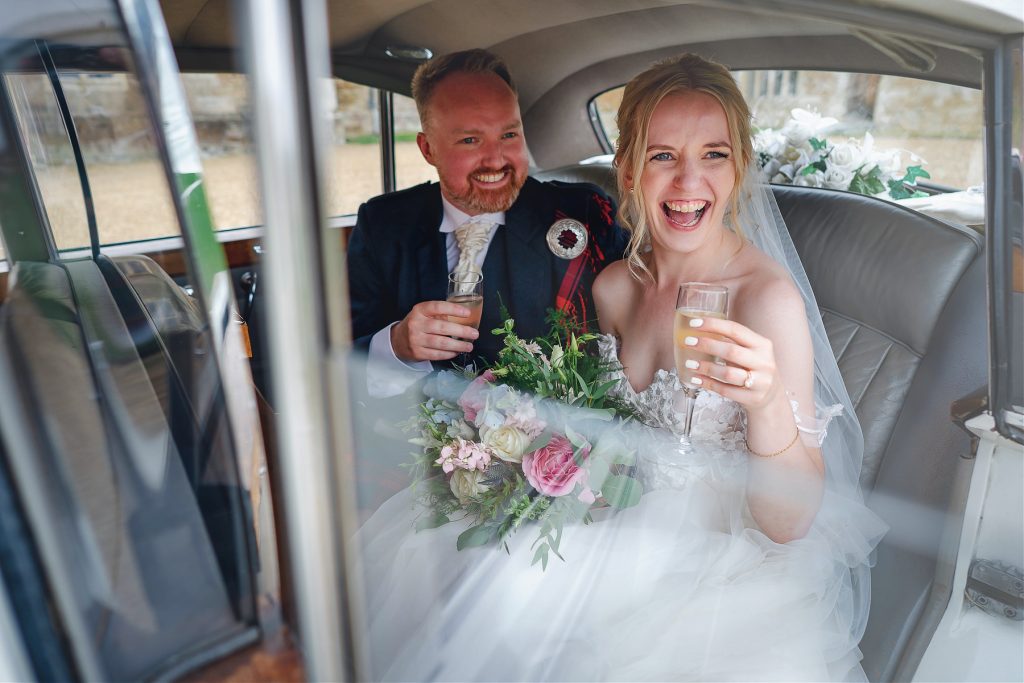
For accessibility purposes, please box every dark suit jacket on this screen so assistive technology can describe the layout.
[347,177,627,364]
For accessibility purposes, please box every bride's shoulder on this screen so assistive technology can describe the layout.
[593,259,639,327]
[594,258,633,289]
[733,249,806,326]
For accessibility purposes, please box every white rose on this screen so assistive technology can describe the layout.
[450,469,488,504]
[480,424,531,463]
[822,166,855,190]
[828,141,865,172]
[759,158,781,180]
[782,144,807,164]
[783,120,815,147]
[754,130,785,157]
[795,170,825,188]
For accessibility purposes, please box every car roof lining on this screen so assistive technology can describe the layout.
[159,0,1001,103]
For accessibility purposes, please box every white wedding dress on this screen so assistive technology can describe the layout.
[356,335,887,682]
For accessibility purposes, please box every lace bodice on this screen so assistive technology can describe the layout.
[596,334,746,446]
[595,334,750,491]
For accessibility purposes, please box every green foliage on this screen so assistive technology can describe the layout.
[849,166,887,196]
[486,310,636,417]
[405,310,645,570]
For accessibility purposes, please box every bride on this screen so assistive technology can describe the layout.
[356,54,886,682]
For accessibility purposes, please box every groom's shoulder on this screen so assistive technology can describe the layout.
[359,182,438,223]
[525,176,624,249]
[360,180,436,211]
[530,175,616,209]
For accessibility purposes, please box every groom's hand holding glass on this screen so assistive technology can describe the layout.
[390,298,481,362]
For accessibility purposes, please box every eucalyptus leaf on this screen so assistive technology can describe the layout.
[415,511,450,531]
[526,430,553,453]
[602,474,643,509]
[532,543,549,570]
[564,424,588,449]
[457,524,497,550]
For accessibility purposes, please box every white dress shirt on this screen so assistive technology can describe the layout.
[365,198,504,397]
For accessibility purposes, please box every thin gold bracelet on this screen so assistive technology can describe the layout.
[746,428,800,458]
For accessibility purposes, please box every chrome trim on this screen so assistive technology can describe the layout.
[237,0,366,679]
[379,89,396,194]
[985,36,1024,445]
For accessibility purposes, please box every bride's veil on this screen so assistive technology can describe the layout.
[732,166,879,643]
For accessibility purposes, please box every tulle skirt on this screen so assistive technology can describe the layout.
[356,448,885,682]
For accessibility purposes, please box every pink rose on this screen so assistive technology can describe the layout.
[458,369,496,423]
[522,434,589,497]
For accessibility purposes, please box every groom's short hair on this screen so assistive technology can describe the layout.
[411,48,518,124]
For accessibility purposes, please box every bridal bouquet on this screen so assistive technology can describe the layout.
[405,312,642,569]
[754,107,930,200]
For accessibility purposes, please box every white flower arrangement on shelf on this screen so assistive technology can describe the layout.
[754,108,930,200]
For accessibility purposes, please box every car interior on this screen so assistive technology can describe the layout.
[0,0,1019,681]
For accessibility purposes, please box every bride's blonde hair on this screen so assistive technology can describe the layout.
[613,53,753,282]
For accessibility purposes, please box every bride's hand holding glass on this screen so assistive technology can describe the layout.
[679,315,784,411]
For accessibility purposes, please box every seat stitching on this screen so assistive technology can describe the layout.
[849,339,896,410]
[820,307,922,359]
[831,318,857,360]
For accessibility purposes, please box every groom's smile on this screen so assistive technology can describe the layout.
[416,70,529,216]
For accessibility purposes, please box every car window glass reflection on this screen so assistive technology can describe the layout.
[55,71,180,247]
[6,73,91,251]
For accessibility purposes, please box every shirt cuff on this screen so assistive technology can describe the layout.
[366,322,434,398]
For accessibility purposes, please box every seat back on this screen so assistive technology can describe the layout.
[773,185,986,681]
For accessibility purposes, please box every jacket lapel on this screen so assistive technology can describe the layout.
[412,186,447,304]
[501,178,562,339]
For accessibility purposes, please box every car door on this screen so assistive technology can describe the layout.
[0,0,286,678]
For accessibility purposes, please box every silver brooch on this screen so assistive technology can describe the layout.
[546,218,588,260]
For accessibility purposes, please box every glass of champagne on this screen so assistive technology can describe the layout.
[447,271,484,369]
[673,282,729,454]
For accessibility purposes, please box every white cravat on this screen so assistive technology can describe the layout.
[453,216,496,278]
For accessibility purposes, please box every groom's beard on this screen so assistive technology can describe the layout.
[444,165,526,214]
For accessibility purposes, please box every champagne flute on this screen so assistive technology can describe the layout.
[446,271,484,370]
[673,282,729,454]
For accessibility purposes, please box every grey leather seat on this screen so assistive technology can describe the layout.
[774,185,986,681]
[535,164,987,681]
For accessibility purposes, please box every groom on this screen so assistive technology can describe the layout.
[347,48,627,397]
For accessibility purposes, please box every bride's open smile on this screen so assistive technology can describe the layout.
[640,91,736,253]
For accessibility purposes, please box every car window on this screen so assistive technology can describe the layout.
[6,73,93,252]
[57,71,182,247]
[593,70,984,205]
[0,33,261,681]
[6,71,433,252]
[394,92,435,191]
